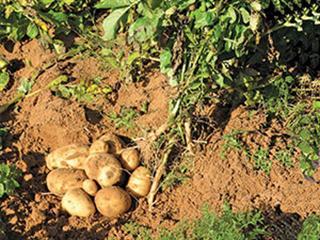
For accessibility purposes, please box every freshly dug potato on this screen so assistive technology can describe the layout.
[120,148,140,171]
[85,153,122,187]
[126,166,151,197]
[94,187,131,219]
[82,179,99,196]
[46,169,87,196]
[46,144,89,170]
[89,139,110,155]
[98,133,124,154]
[62,188,96,217]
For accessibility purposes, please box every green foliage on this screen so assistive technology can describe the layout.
[0,163,21,198]
[221,130,294,175]
[272,21,320,69]
[123,222,153,240]
[0,57,8,70]
[0,128,21,197]
[190,204,266,240]
[286,102,320,176]
[275,149,294,168]
[49,75,112,102]
[252,147,272,175]
[261,75,295,118]
[0,0,94,42]
[0,72,9,91]
[92,4,320,182]
[298,215,320,240]
[161,155,191,190]
[221,130,247,159]
[101,6,131,41]
[96,0,320,114]
[109,106,139,130]
[0,56,9,91]
[123,204,267,240]
[17,78,34,95]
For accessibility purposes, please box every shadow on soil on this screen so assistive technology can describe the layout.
[4,218,111,240]
[263,205,303,240]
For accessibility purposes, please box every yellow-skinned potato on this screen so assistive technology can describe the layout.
[126,166,151,197]
[120,148,140,171]
[46,144,89,170]
[98,133,124,154]
[46,169,87,197]
[94,187,131,219]
[82,179,99,196]
[62,188,96,217]
[89,139,110,155]
[84,153,122,187]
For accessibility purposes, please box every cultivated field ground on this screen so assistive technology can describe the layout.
[1,1,320,239]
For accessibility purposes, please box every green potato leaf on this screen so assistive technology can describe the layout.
[26,22,39,39]
[146,0,162,9]
[313,101,320,110]
[299,141,314,155]
[40,0,54,4]
[0,72,9,91]
[240,8,250,23]
[62,0,75,5]
[0,184,4,198]
[95,0,130,9]
[102,7,130,41]
[160,49,172,73]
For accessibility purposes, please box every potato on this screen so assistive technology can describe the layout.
[94,187,131,219]
[89,139,110,155]
[82,179,99,196]
[126,166,151,197]
[46,169,87,196]
[120,148,140,171]
[46,144,89,170]
[62,188,96,217]
[84,153,122,187]
[98,133,124,154]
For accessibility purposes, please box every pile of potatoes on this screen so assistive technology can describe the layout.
[45,133,151,219]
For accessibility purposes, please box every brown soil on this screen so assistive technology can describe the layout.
[0,40,319,240]
[166,108,318,217]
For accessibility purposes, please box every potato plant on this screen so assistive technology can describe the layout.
[95,0,320,181]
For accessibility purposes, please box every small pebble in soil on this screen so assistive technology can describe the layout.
[34,193,41,202]
[9,216,18,225]
[23,174,33,181]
